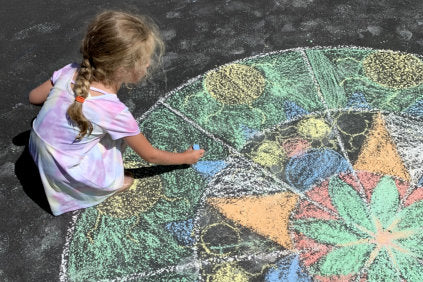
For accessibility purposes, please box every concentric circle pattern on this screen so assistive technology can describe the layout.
[62,47,423,281]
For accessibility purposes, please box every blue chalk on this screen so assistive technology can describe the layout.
[193,144,200,150]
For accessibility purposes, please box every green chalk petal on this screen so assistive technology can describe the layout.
[367,249,400,282]
[393,249,423,282]
[292,219,364,245]
[394,201,423,230]
[318,244,373,276]
[370,176,399,229]
[329,176,374,233]
[397,232,423,258]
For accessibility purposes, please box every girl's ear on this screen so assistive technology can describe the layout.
[114,66,132,84]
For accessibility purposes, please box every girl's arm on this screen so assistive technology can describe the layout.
[124,133,205,165]
[29,79,53,105]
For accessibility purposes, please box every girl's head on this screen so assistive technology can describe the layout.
[68,10,164,140]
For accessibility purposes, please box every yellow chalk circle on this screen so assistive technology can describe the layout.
[96,176,163,218]
[250,140,286,167]
[206,263,250,282]
[363,51,423,89]
[200,222,240,257]
[204,64,266,105]
[297,117,331,139]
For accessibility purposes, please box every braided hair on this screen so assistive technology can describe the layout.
[67,11,164,140]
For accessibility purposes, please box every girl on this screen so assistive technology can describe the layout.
[28,11,205,216]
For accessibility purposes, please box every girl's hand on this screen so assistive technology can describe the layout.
[183,146,205,164]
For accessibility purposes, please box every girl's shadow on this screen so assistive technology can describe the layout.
[13,130,52,214]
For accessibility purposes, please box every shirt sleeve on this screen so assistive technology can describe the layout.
[50,63,78,85]
[104,108,141,140]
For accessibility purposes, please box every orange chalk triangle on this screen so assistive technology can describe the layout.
[207,192,299,249]
[354,113,410,180]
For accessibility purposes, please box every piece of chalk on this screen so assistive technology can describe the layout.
[193,144,200,150]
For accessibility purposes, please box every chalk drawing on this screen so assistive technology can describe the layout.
[290,172,423,280]
[332,110,373,163]
[265,254,311,282]
[384,113,423,185]
[208,192,299,249]
[200,222,241,257]
[60,47,423,281]
[354,113,410,181]
[405,99,423,117]
[205,155,288,198]
[306,49,423,111]
[346,92,372,109]
[166,50,326,150]
[204,64,266,105]
[363,51,423,89]
[284,149,352,191]
[205,262,250,281]
[14,22,61,40]
[283,101,310,120]
[193,160,228,179]
[165,218,195,246]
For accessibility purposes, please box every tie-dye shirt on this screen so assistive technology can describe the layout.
[29,63,140,215]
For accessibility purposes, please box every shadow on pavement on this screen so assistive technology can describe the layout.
[13,130,52,215]
[126,164,190,179]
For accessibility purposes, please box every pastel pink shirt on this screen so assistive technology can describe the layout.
[29,64,140,215]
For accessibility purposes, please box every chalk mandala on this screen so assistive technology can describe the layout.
[60,47,423,281]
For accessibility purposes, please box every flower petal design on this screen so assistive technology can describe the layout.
[367,249,400,281]
[370,176,399,229]
[318,244,374,276]
[392,249,423,281]
[292,219,365,246]
[394,201,423,230]
[397,232,423,258]
[329,176,374,233]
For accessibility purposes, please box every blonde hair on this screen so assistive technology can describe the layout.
[67,10,164,140]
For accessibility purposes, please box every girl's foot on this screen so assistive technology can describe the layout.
[117,173,134,192]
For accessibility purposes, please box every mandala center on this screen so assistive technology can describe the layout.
[374,229,395,247]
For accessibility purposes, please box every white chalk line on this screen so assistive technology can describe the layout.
[59,210,81,282]
[109,249,293,281]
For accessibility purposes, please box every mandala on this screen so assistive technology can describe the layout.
[60,47,423,281]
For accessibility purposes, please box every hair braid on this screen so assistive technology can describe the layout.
[66,58,94,140]
[66,10,164,140]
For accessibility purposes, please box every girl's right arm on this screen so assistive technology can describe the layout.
[29,79,53,105]
[124,133,205,165]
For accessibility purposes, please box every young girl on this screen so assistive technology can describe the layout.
[28,11,205,216]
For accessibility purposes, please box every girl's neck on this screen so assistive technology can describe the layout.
[90,81,121,95]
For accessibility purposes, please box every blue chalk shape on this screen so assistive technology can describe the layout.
[265,255,312,282]
[405,99,423,118]
[240,125,259,140]
[165,219,195,246]
[418,175,423,187]
[346,92,371,109]
[193,160,227,179]
[284,149,352,191]
[193,144,200,150]
[284,101,309,120]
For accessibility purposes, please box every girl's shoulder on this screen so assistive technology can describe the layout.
[51,63,79,85]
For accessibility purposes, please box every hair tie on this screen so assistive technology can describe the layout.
[75,96,85,103]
